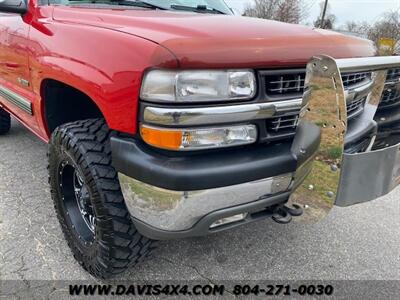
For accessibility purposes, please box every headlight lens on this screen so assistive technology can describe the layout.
[141,70,256,102]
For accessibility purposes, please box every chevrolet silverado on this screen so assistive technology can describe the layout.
[0,0,399,278]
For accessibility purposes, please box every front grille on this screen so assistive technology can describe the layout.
[387,68,400,82]
[341,72,372,88]
[265,114,299,141]
[265,73,305,97]
[347,96,367,119]
[262,69,371,140]
[377,68,400,110]
[381,88,400,106]
[264,71,372,98]
[267,115,299,134]
[265,97,366,138]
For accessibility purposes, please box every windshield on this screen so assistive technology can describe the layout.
[50,0,233,15]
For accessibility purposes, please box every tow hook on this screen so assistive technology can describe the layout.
[271,204,303,224]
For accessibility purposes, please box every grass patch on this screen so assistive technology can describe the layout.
[297,160,339,205]
[327,146,343,160]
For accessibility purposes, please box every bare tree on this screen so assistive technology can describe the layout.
[313,1,336,29]
[367,11,400,51]
[337,11,399,54]
[340,21,371,36]
[344,21,359,33]
[243,0,308,24]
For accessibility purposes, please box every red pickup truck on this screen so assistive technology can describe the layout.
[1,0,400,279]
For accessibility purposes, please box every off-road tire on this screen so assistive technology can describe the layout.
[0,108,11,135]
[48,119,157,279]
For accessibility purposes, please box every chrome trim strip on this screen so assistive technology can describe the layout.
[143,98,303,126]
[0,85,32,115]
[384,80,400,87]
[336,56,400,73]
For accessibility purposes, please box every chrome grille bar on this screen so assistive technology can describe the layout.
[143,98,303,127]
[335,56,400,73]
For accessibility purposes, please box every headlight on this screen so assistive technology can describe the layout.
[140,70,256,102]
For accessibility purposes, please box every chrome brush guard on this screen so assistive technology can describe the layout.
[291,55,400,223]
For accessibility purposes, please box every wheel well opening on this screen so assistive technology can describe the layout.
[42,80,103,134]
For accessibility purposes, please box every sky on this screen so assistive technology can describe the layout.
[225,0,400,26]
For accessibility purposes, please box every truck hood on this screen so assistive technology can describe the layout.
[52,7,376,68]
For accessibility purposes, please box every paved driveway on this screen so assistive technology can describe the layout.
[0,120,399,295]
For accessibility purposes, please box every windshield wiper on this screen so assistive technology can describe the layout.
[109,0,167,10]
[170,4,226,15]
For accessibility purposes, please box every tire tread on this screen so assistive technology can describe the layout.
[49,119,156,278]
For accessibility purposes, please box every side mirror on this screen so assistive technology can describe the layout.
[0,0,27,14]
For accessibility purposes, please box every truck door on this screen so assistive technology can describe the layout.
[0,11,36,127]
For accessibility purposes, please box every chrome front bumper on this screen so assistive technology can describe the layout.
[119,173,293,232]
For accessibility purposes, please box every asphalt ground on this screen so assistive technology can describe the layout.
[0,119,399,298]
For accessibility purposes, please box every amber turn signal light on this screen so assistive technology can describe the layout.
[140,126,183,151]
[140,124,257,151]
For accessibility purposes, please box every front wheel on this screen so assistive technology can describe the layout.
[48,119,157,279]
